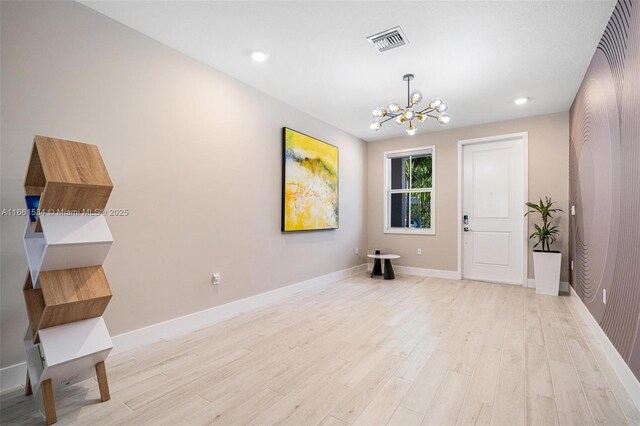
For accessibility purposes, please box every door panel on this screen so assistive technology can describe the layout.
[473,232,511,266]
[473,149,511,219]
[462,137,525,285]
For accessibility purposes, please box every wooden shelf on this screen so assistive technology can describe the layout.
[23,266,112,342]
[23,274,45,342]
[24,186,44,196]
[25,136,113,213]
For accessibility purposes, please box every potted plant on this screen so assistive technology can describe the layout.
[525,197,563,295]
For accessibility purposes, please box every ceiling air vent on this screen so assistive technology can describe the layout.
[366,26,408,52]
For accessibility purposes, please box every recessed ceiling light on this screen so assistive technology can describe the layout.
[251,50,268,62]
[514,97,529,105]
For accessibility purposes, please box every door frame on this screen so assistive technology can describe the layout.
[456,132,529,285]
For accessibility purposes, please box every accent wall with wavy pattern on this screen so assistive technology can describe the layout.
[569,0,640,380]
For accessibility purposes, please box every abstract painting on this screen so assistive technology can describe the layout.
[282,128,338,232]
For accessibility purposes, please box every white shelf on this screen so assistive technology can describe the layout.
[23,332,44,392]
[23,226,46,287]
[40,214,113,245]
[25,317,113,393]
[23,215,113,287]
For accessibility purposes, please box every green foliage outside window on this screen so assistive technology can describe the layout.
[405,155,432,229]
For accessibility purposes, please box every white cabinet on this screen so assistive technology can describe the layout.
[24,317,112,393]
[24,214,113,287]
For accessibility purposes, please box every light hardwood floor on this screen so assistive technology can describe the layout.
[2,273,640,425]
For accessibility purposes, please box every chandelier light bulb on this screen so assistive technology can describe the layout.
[406,123,417,136]
[395,115,406,125]
[411,90,423,105]
[429,99,443,109]
[389,103,401,113]
[370,120,382,130]
[437,113,451,125]
[437,103,448,112]
[372,107,387,118]
[404,108,415,120]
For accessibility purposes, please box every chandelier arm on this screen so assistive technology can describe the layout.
[370,74,449,133]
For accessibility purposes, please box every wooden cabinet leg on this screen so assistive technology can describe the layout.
[25,371,33,396]
[41,379,57,425]
[95,361,110,402]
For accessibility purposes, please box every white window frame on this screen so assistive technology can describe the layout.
[383,145,436,235]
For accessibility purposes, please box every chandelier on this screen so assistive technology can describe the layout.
[370,74,450,136]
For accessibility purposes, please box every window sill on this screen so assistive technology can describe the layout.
[384,228,435,235]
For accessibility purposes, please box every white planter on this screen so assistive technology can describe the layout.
[533,251,562,296]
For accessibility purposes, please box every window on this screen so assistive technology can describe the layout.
[384,146,435,234]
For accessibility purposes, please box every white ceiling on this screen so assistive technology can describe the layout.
[81,1,615,142]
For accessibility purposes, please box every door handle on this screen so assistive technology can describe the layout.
[463,214,471,231]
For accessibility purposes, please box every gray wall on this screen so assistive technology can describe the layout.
[569,0,640,380]
[0,1,367,368]
[367,112,570,281]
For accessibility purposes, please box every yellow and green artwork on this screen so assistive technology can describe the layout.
[282,128,338,231]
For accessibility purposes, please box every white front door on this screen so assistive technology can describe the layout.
[461,135,526,285]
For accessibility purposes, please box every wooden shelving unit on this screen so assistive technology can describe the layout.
[25,135,113,213]
[21,136,115,425]
[23,267,112,341]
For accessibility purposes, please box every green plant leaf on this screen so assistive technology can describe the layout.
[525,196,563,252]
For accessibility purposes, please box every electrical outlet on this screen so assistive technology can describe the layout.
[571,260,574,271]
[356,247,359,255]
[603,289,606,304]
[212,273,221,285]
[571,205,576,216]
[417,248,422,255]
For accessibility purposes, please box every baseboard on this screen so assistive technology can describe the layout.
[112,263,366,354]
[527,278,569,292]
[569,286,640,411]
[0,362,27,395]
[367,263,459,280]
[0,263,367,393]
